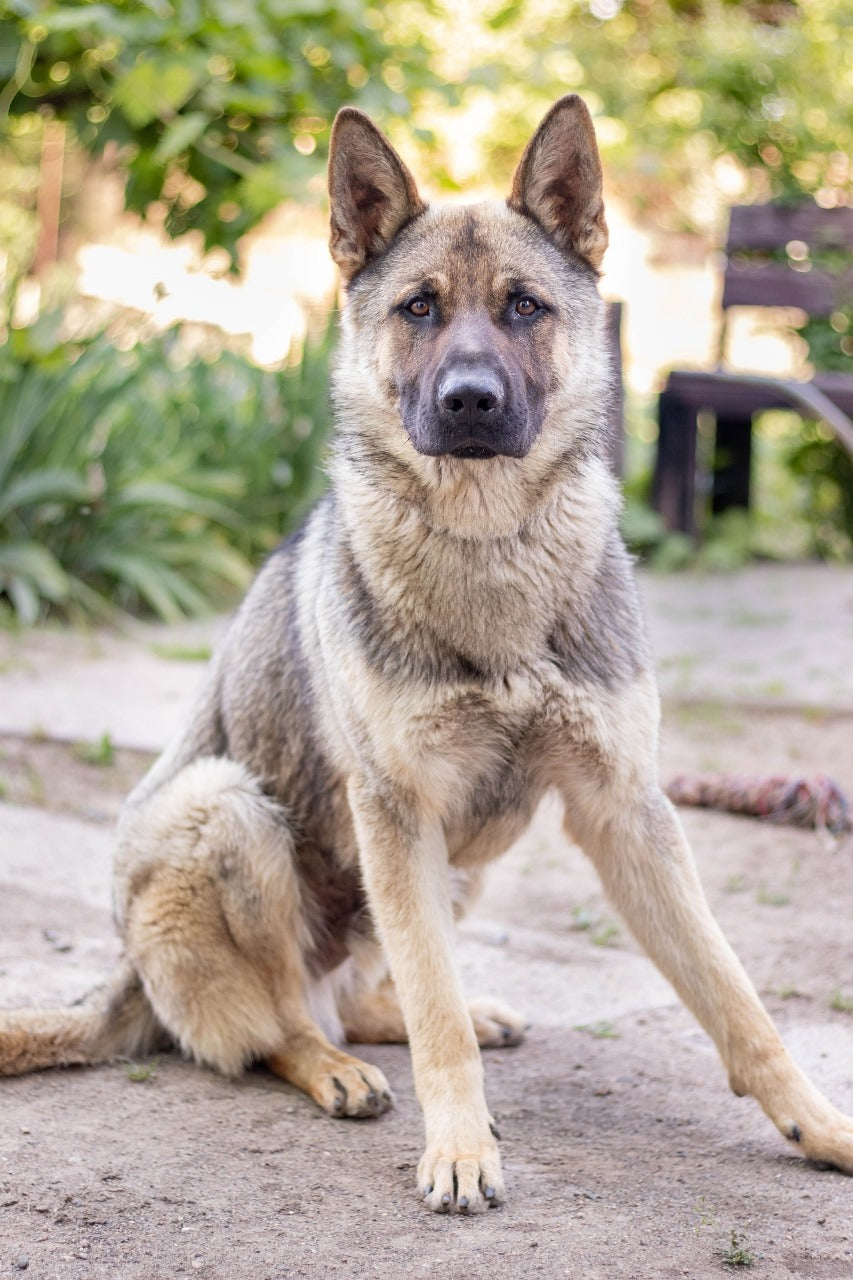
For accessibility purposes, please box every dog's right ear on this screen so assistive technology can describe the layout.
[328,108,426,284]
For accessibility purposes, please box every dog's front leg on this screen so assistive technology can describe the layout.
[347,778,502,1213]
[563,775,853,1173]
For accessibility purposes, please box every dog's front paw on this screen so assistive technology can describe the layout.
[417,1132,504,1214]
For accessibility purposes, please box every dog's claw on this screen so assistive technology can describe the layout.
[418,1138,505,1213]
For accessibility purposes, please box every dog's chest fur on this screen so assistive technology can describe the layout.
[291,480,650,856]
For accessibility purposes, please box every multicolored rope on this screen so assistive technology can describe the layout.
[665,772,851,836]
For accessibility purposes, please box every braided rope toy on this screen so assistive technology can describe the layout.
[665,772,851,836]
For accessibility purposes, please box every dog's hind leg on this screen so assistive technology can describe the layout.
[337,867,526,1049]
[117,757,392,1116]
[339,973,526,1049]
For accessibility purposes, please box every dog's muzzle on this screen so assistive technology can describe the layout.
[433,368,508,458]
[406,362,533,460]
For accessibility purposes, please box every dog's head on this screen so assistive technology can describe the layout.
[328,97,613,534]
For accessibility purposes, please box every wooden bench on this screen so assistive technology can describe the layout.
[651,203,853,535]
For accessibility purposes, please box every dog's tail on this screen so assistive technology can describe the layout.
[0,961,165,1076]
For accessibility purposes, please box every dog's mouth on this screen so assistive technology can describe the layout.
[449,445,497,460]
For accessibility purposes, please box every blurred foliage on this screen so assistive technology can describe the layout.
[0,313,334,624]
[2,0,850,592]
[795,308,853,374]
[1,0,850,267]
[785,304,853,560]
[621,397,853,568]
[786,425,853,560]
[469,0,852,231]
[0,108,40,299]
[0,0,453,262]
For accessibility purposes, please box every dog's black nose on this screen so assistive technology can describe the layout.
[438,368,505,427]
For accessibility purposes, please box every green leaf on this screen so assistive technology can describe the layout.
[116,479,241,527]
[0,542,69,602]
[7,575,40,626]
[82,549,192,623]
[0,468,90,523]
[113,59,205,128]
[31,6,118,33]
[153,111,208,163]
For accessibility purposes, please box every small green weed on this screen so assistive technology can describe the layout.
[151,643,212,662]
[693,1196,716,1232]
[829,988,853,1014]
[570,904,596,931]
[73,733,115,767]
[591,921,621,948]
[574,1021,619,1039]
[720,1227,754,1268]
[725,875,748,894]
[124,1059,158,1083]
[570,905,621,947]
[25,762,44,804]
[756,882,790,907]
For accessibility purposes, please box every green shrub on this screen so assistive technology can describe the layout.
[0,316,334,624]
[785,307,853,560]
[786,425,853,560]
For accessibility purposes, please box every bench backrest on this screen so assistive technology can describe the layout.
[721,204,853,315]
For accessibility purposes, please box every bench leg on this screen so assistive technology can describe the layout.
[712,414,752,515]
[652,390,697,535]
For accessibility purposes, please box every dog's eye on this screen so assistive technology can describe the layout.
[515,296,539,317]
[406,298,431,318]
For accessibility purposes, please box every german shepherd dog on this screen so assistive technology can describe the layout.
[2,96,851,1213]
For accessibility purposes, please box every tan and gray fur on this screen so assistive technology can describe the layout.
[2,96,851,1213]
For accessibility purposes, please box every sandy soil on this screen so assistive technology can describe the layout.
[0,705,852,1279]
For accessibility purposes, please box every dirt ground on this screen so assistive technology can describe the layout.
[0,704,852,1280]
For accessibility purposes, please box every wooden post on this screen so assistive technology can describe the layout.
[33,119,65,275]
[652,389,698,535]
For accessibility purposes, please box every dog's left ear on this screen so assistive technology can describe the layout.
[508,95,608,272]
[328,107,426,283]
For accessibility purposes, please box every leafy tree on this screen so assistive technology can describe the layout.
[2,0,849,263]
[464,0,852,230]
[1,0,451,261]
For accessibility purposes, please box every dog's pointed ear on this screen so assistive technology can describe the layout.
[508,94,608,272]
[328,107,426,283]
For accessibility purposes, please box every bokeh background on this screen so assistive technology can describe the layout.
[1,0,851,624]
